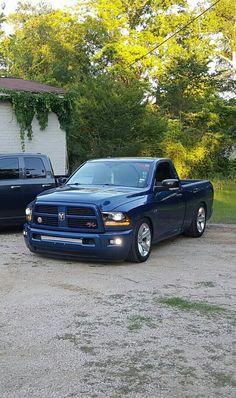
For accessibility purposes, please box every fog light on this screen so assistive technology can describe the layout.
[109,238,122,246]
[23,229,27,237]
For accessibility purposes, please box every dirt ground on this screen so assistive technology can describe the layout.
[0,225,235,398]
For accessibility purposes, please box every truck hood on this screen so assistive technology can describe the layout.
[36,185,148,211]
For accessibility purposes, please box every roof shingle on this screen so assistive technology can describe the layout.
[0,77,65,94]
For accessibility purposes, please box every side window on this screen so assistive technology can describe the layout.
[24,157,46,179]
[0,157,19,180]
[155,162,175,184]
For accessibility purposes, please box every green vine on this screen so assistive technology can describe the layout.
[0,89,74,149]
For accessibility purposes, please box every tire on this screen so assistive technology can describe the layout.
[184,203,206,237]
[127,218,152,263]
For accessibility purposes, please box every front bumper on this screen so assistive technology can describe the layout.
[24,224,133,261]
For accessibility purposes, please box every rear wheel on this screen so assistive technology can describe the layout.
[184,204,206,237]
[127,218,152,262]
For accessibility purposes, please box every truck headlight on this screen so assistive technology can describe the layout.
[25,207,32,222]
[102,212,131,226]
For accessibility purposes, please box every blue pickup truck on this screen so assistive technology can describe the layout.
[24,158,214,262]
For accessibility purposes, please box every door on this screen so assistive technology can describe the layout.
[21,156,55,207]
[0,156,25,222]
[152,161,185,240]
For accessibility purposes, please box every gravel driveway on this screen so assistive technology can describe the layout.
[0,225,236,398]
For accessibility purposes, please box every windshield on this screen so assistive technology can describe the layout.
[67,161,152,188]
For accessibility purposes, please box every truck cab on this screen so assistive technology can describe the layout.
[0,153,56,226]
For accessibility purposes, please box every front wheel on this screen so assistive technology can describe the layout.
[126,218,152,263]
[184,204,206,237]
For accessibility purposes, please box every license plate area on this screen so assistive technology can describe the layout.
[33,234,95,246]
[41,236,83,244]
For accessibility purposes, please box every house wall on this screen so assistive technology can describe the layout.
[0,101,67,175]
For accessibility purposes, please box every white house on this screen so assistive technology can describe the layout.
[0,77,68,175]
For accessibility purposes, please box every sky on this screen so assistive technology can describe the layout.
[2,0,200,33]
[3,0,199,15]
[2,0,78,33]
[3,0,78,15]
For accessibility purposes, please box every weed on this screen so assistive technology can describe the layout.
[211,371,236,387]
[80,345,95,355]
[157,297,225,315]
[128,315,157,331]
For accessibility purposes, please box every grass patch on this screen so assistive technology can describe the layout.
[211,180,236,223]
[211,371,236,387]
[158,297,225,315]
[127,315,157,331]
[80,345,95,355]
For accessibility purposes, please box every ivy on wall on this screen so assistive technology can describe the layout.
[0,89,74,148]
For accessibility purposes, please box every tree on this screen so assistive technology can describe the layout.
[1,0,235,178]
[77,0,198,78]
[1,1,90,86]
[67,76,166,169]
[203,0,236,74]
[0,3,6,72]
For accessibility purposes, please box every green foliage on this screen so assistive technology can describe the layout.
[0,90,74,148]
[210,178,236,224]
[11,92,35,145]
[0,0,235,180]
[68,76,166,169]
[0,3,5,72]
[1,2,90,86]
[204,0,236,73]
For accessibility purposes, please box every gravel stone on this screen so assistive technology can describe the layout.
[0,225,235,398]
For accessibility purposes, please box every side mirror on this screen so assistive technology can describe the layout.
[162,179,179,189]
[57,177,67,186]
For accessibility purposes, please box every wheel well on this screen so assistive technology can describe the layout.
[143,216,154,235]
[200,201,207,218]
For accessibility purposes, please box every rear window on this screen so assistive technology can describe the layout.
[0,157,19,180]
[24,157,46,178]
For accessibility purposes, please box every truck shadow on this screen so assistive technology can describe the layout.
[32,234,188,267]
[0,226,23,234]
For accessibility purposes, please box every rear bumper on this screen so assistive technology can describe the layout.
[24,224,133,261]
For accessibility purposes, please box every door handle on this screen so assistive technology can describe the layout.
[11,185,21,189]
[176,192,183,197]
[193,188,199,193]
[42,184,52,188]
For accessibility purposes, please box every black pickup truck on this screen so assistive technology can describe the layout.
[0,153,65,227]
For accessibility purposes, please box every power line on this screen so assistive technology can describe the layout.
[129,0,222,67]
